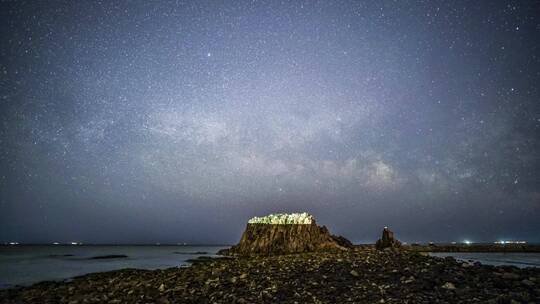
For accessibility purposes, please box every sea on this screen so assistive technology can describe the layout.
[1,246,539,290]
[0,245,226,289]
[429,252,540,268]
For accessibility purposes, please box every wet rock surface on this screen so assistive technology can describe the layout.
[1,249,539,303]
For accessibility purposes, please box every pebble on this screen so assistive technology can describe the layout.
[442,282,456,290]
[1,249,539,303]
[502,272,521,280]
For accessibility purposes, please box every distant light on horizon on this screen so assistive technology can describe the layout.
[494,240,527,245]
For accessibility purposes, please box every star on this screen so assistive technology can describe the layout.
[0,0,539,244]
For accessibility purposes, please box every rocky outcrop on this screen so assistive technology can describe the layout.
[375,227,401,250]
[332,235,354,248]
[219,213,352,256]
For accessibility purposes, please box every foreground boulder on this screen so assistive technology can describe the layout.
[219,213,352,256]
[375,226,401,250]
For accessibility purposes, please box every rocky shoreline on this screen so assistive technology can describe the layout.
[1,248,539,303]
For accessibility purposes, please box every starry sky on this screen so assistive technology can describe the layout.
[1,1,539,245]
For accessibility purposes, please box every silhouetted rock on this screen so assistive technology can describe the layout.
[375,227,401,250]
[332,235,354,248]
[219,213,352,256]
[88,254,128,260]
[48,254,74,257]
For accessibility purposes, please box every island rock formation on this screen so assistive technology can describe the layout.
[375,227,401,250]
[219,213,353,256]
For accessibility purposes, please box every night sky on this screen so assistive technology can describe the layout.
[1,1,539,245]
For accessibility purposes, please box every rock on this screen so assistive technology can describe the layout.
[332,235,354,248]
[401,276,415,284]
[521,279,534,287]
[502,272,520,280]
[442,282,456,290]
[350,270,359,277]
[158,283,165,292]
[220,213,353,255]
[375,227,401,250]
[157,297,170,304]
[89,254,128,260]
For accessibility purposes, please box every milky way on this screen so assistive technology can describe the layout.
[1,1,539,244]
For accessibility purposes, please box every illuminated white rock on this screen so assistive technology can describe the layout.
[247,212,313,224]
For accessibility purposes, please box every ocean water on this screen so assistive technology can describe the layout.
[0,245,226,289]
[429,252,540,268]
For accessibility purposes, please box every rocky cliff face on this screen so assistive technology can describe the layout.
[219,215,352,256]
